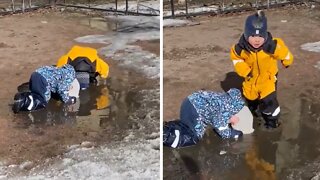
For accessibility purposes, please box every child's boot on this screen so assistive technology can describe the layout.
[262,113,280,129]
[163,121,199,148]
[265,118,280,128]
[247,99,260,117]
[12,92,46,113]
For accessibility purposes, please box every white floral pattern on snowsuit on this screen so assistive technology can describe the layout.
[188,88,244,139]
[36,64,75,103]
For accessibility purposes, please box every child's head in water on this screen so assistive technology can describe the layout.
[244,10,268,49]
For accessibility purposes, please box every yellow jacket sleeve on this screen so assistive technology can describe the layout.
[274,38,294,67]
[96,57,109,78]
[56,55,69,68]
[230,45,251,78]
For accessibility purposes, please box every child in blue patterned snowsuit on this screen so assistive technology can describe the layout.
[164,88,245,148]
[12,64,79,113]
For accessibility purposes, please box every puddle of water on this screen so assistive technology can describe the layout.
[12,75,142,139]
[79,17,118,32]
[164,96,320,179]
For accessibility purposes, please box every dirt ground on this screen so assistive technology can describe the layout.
[164,5,320,179]
[0,8,159,165]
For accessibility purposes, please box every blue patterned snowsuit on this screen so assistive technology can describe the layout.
[187,88,245,139]
[164,88,245,148]
[34,64,76,103]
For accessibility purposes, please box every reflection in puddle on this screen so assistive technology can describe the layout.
[12,75,141,139]
[164,94,320,179]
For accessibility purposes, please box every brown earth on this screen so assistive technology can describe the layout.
[0,9,158,165]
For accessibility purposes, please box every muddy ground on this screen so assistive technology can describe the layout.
[164,5,320,179]
[0,8,159,168]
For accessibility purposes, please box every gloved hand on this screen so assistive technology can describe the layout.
[230,129,243,139]
[281,60,290,68]
[66,96,77,105]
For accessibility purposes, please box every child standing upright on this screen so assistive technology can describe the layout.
[230,10,293,128]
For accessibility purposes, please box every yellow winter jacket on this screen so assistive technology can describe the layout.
[57,45,109,78]
[230,34,293,100]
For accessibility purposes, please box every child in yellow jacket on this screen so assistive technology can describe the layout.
[230,10,293,128]
[57,45,109,90]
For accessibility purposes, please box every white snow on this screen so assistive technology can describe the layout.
[94,0,160,15]
[301,41,320,53]
[68,0,159,15]
[163,19,191,27]
[9,141,159,180]
[19,161,33,170]
[219,150,227,155]
[75,16,160,79]
[301,41,320,70]
[163,5,219,17]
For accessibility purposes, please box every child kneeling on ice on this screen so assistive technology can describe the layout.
[12,64,80,113]
[163,88,254,148]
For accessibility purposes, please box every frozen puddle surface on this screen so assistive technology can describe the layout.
[75,15,160,79]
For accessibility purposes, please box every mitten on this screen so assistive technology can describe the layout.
[66,96,77,105]
[230,129,243,139]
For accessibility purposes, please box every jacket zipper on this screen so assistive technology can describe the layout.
[255,52,260,86]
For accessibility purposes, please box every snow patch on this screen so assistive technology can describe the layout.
[19,161,33,170]
[75,16,159,79]
[163,5,219,16]
[1,88,160,179]
[93,0,160,15]
[301,42,320,70]
[163,19,192,27]
[7,140,159,180]
[301,41,320,53]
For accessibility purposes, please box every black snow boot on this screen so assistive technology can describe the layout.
[265,118,280,129]
[12,92,46,113]
[163,120,199,148]
[262,114,280,129]
[247,99,260,117]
